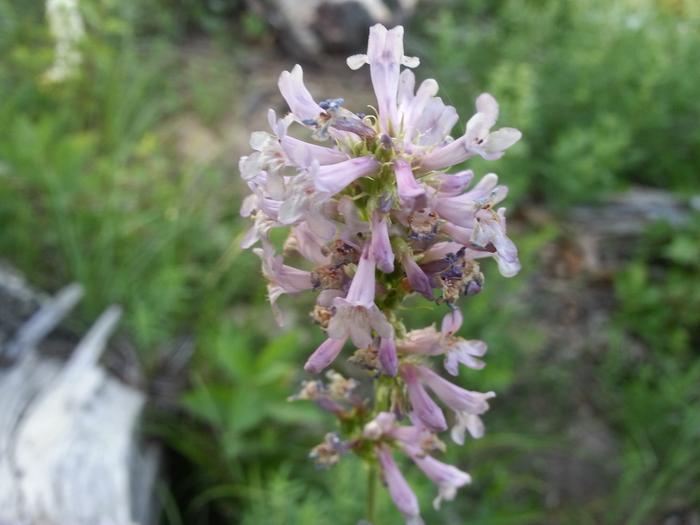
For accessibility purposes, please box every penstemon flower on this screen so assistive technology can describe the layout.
[240,23,521,524]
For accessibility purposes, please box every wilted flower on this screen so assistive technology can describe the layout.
[240,22,521,524]
[310,432,349,468]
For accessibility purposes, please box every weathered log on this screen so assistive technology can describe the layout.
[0,268,158,525]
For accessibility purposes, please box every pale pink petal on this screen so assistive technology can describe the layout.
[399,326,441,355]
[415,365,495,415]
[402,78,439,142]
[440,309,463,335]
[483,128,522,155]
[379,337,398,376]
[401,365,447,432]
[377,444,423,524]
[420,136,475,171]
[436,170,474,195]
[278,65,323,122]
[280,136,349,167]
[345,245,376,306]
[401,252,434,299]
[394,159,427,210]
[305,337,346,373]
[370,211,395,273]
[366,25,401,132]
[367,304,394,340]
[440,222,473,245]
[314,156,379,194]
[451,413,485,444]
[408,453,471,510]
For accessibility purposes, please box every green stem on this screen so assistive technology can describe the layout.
[366,462,377,524]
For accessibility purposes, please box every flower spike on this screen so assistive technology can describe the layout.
[242,23,522,523]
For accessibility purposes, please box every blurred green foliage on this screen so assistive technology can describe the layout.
[615,216,700,356]
[603,215,700,524]
[1,0,699,524]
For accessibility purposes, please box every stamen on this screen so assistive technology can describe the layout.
[311,265,346,290]
[408,210,439,241]
[310,305,334,329]
[323,240,360,266]
[319,98,345,112]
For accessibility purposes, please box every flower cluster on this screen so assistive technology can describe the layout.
[240,24,521,524]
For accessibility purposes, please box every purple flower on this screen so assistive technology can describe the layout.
[440,309,487,375]
[253,241,314,325]
[314,156,379,195]
[364,412,469,511]
[285,223,331,266]
[363,411,398,440]
[378,336,398,376]
[304,337,347,374]
[395,159,427,210]
[327,246,393,349]
[364,412,441,455]
[451,412,487,444]
[370,211,395,273]
[347,24,419,134]
[395,69,457,150]
[473,207,521,277]
[435,170,474,195]
[414,364,494,414]
[421,93,521,171]
[408,453,471,510]
[401,364,448,432]
[377,444,424,525]
[401,78,439,144]
[411,95,459,148]
[241,23,524,518]
[409,364,496,443]
[278,169,337,241]
[278,65,324,124]
[398,325,441,355]
[280,133,349,168]
[396,311,486,375]
[400,251,434,299]
[433,173,504,228]
[239,206,278,250]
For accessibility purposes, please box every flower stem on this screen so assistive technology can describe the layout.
[367,462,377,524]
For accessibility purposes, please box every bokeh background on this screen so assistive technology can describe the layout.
[1,0,700,523]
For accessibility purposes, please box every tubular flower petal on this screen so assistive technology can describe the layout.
[401,364,448,432]
[401,251,434,299]
[314,156,379,194]
[327,246,393,349]
[409,453,471,510]
[421,94,521,171]
[305,337,347,374]
[379,336,399,376]
[395,159,427,210]
[278,65,324,123]
[370,211,395,273]
[377,444,424,525]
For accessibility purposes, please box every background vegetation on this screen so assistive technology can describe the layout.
[1,0,699,523]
